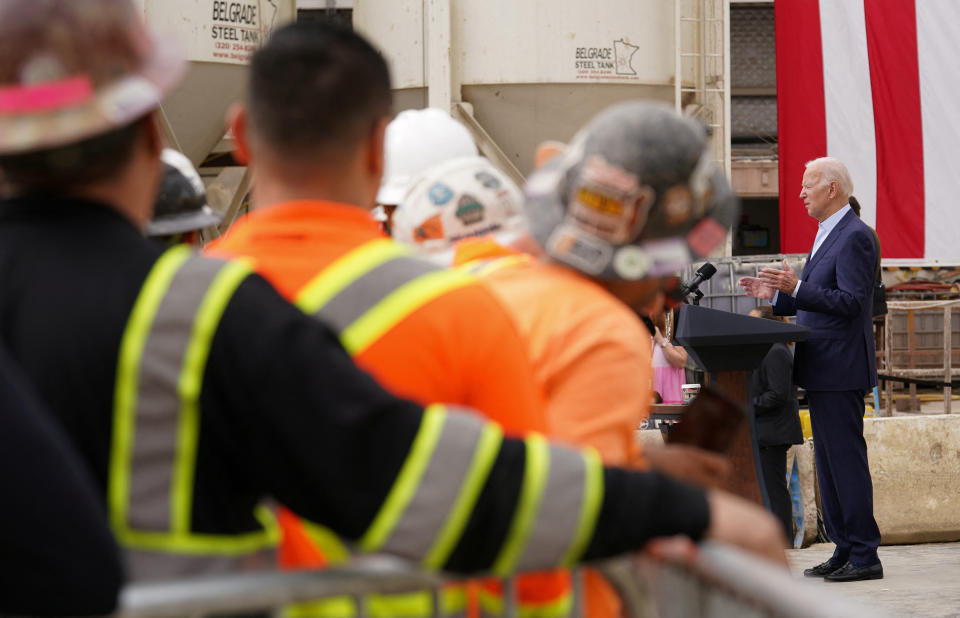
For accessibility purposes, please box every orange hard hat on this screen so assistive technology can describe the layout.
[0,0,185,155]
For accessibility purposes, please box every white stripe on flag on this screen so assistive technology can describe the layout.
[917,0,960,261]
[819,0,877,229]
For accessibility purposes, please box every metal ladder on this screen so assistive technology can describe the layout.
[675,0,731,179]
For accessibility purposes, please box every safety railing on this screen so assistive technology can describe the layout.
[115,543,893,618]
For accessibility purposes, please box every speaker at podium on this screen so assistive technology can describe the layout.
[673,304,809,505]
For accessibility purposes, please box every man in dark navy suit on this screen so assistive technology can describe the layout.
[740,157,882,582]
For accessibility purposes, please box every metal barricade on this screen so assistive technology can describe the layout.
[115,544,893,618]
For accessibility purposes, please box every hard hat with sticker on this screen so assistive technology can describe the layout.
[524,101,739,281]
[393,156,527,260]
[377,108,478,205]
[0,0,186,155]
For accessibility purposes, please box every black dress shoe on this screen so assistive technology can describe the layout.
[803,559,843,577]
[823,560,883,582]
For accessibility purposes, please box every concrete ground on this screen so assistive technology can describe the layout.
[787,542,960,618]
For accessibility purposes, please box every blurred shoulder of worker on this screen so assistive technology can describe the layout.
[146,148,223,246]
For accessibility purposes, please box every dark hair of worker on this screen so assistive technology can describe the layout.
[248,22,393,158]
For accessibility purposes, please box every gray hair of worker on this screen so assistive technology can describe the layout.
[805,156,853,198]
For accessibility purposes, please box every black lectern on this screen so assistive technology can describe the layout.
[675,305,809,504]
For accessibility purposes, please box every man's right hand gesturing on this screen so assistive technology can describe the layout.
[738,276,775,301]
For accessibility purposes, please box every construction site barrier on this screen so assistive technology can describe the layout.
[115,543,891,618]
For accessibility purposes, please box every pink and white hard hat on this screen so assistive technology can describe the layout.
[0,0,186,155]
[392,156,527,259]
[377,108,478,206]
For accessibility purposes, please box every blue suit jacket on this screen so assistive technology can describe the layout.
[774,210,878,391]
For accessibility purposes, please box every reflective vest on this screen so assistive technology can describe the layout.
[280,240,603,617]
[109,245,279,579]
[113,245,604,592]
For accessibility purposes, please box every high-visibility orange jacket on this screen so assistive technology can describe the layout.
[456,240,652,467]
[207,201,546,430]
[455,238,656,618]
[206,201,550,616]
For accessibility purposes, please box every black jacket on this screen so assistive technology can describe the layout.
[0,343,124,615]
[750,342,804,447]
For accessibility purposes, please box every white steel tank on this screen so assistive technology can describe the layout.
[353,0,729,177]
[134,0,296,166]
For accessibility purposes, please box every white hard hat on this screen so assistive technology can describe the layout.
[377,108,478,205]
[392,156,527,260]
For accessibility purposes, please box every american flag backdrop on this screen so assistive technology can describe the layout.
[775,0,960,260]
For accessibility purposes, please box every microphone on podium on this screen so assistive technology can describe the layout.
[674,262,717,306]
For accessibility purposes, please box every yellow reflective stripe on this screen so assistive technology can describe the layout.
[423,422,504,570]
[295,238,408,313]
[478,588,573,618]
[284,596,358,618]
[366,591,433,617]
[118,526,276,554]
[519,593,573,618]
[359,405,447,552]
[340,269,475,355]
[303,521,352,565]
[110,245,192,536]
[478,587,504,615]
[172,259,253,533]
[441,585,468,615]
[560,448,604,568]
[492,434,550,576]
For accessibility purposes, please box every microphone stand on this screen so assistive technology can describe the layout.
[691,289,704,306]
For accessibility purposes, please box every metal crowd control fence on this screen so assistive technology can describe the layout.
[116,543,892,618]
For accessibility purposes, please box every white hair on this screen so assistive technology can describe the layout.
[805,157,853,198]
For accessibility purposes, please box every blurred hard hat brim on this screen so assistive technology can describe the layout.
[146,205,223,237]
[0,12,186,155]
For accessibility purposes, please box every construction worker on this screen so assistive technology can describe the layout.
[146,148,223,246]
[374,108,478,235]
[393,103,739,617]
[204,23,547,617]
[0,343,125,616]
[0,3,784,612]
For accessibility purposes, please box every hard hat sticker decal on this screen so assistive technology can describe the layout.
[633,238,691,277]
[414,215,445,243]
[428,183,454,206]
[546,224,611,275]
[686,218,728,258]
[455,195,484,225]
[566,155,653,245]
[662,186,694,226]
[0,75,93,113]
[612,246,650,280]
[474,170,502,190]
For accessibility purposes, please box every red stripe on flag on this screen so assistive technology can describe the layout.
[776,0,826,254]
[864,1,924,258]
